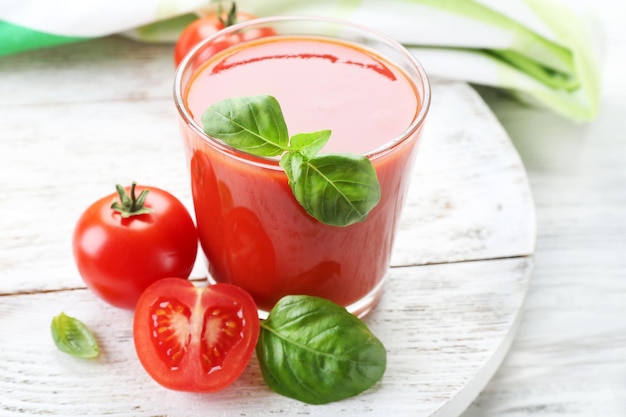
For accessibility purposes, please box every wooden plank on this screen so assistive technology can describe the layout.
[393,81,535,266]
[0,257,531,417]
[0,37,173,105]
[0,97,197,294]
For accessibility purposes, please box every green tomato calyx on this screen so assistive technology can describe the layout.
[111,182,154,218]
[218,2,239,27]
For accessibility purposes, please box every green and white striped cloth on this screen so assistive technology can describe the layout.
[0,0,602,121]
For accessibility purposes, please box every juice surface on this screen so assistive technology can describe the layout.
[186,36,418,154]
[182,35,423,313]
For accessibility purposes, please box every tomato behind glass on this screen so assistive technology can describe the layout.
[173,4,273,66]
[72,183,198,309]
[133,279,260,392]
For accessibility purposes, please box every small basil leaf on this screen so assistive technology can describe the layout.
[279,152,302,186]
[257,295,386,404]
[289,130,331,159]
[201,95,289,157]
[51,312,99,359]
[289,154,381,226]
[279,152,293,180]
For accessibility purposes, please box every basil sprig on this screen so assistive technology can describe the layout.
[201,95,381,227]
[256,295,387,404]
[51,312,100,359]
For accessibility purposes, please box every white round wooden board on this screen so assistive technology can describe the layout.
[0,37,535,417]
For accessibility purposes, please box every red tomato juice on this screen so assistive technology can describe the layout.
[179,34,426,315]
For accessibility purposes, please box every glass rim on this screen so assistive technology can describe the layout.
[173,15,431,165]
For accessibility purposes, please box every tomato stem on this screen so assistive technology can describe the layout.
[218,2,238,27]
[111,182,154,218]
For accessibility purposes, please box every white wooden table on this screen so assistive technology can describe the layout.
[1,0,624,415]
[460,1,626,416]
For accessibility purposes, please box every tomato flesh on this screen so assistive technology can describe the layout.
[150,298,192,370]
[134,279,259,392]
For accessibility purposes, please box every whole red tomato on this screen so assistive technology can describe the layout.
[133,278,259,392]
[73,182,197,309]
[173,3,273,66]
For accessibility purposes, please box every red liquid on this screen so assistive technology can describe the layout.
[181,36,424,313]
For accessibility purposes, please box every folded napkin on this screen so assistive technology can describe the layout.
[0,0,602,121]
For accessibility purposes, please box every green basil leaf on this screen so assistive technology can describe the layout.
[201,95,289,157]
[289,130,331,159]
[288,153,381,226]
[257,295,387,404]
[279,152,298,186]
[51,312,99,359]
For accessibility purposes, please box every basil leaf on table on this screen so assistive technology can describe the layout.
[201,95,381,227]
[256,295,387,404]
[51,312,99,358]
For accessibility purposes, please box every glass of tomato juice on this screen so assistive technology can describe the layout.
[174,16,430,318]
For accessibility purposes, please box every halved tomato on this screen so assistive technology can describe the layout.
[133,278,259,392]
